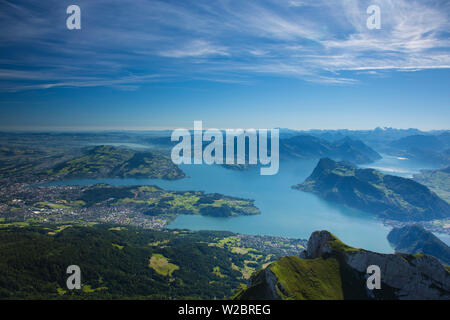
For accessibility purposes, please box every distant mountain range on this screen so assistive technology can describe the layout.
[280,136,381,164]
[389,134,450,151]
[293,158,450,221]
[385,134,450,166]
[388,225,450,265]
[235,230,450,300]
[24,128,446,167]
[279,129,450,166]
[278,127,426,142]
[146,133,382,165]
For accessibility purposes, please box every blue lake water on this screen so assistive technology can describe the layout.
[47,158,401,253]
[46,152,450,252]
[360,154,440,178]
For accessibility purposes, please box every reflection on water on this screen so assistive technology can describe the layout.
[435,233,450,246]
[360,153,440,178]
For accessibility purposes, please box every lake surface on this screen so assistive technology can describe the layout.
[360,154,440,178]
[48,157,409,253]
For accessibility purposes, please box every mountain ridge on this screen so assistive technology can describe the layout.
[46,145,185,180]
[280,135,381,164]
[293,158,450,221]
[388,225,450,265]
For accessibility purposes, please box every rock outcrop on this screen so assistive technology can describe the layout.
[235,230,450,300]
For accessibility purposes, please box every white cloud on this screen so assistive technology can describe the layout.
[0,0,449,90]
[159,40,229,58]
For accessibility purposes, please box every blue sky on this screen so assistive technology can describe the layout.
[0,0,449,130]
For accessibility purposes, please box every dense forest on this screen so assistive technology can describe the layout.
[0,223,304,299]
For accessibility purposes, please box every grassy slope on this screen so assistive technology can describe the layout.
[149,253,179,277]
[269,256,344,300]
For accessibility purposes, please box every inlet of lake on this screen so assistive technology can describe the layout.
[46,153,450,253]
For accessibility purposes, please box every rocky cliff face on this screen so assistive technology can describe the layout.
[302,229,335,258]
[236,230,450,300]
[345,251,448,299]
[307,231,450,300]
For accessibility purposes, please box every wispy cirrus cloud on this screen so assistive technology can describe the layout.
[159,40,229,58]
[0,0,449,91]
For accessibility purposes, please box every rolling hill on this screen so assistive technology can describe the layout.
[280,136,381,164]
[386,134,450,166]
[46,145,185,180]
[141,133,382,165]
